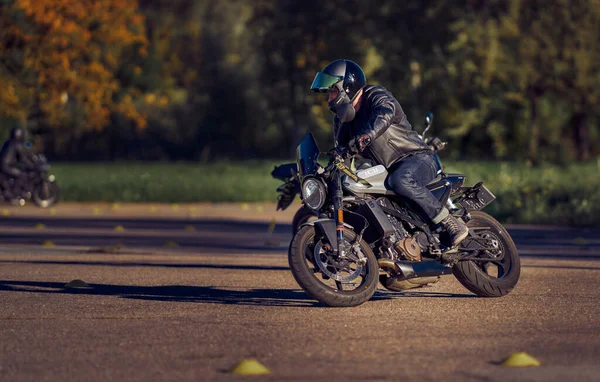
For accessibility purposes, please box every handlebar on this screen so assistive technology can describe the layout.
[325,148,349,171]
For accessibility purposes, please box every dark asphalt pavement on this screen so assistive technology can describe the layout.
[0,211,599,381]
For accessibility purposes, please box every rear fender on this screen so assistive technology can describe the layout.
[299,218,354,251]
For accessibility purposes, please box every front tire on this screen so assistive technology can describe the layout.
[291,205,318,234]
[32,182,60,208]
[452,211,520,297]
[288,225,379,307]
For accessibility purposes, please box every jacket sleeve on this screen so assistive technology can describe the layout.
[363,89,397,141]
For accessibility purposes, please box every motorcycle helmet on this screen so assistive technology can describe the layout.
[310,59,366,123]
[10,127,26,142]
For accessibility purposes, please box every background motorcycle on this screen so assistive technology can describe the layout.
[285,124,520,307]
[1,154,60,208]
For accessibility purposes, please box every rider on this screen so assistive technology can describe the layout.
[310,59,468,247]
[0,127,36,202]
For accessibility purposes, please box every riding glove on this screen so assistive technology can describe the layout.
[348,134,372,155]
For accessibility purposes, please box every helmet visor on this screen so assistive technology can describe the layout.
[310,72,343,92]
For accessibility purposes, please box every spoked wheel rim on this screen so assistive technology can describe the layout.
[466,226,514,280]
[303,232,370,293]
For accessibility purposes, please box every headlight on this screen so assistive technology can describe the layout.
[302,178,326,210]
[48,175,55,182]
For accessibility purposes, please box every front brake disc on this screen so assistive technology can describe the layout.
[313,241,363,282]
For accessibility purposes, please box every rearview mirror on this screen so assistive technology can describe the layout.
[425,112,433,128]
[423,112,434,136]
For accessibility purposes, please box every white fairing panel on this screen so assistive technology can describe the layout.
[342,165,394,195]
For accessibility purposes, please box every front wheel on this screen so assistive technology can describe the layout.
[452,211,520,297]
[32,181,60,208]
[291,205,318,234]
[288,225,379,307]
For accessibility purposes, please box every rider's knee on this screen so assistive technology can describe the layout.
[390,172,418,195]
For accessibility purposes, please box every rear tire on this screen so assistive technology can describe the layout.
[452,211,520,297]
[288,225,379,307]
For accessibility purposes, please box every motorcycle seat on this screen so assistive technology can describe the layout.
[426,174,444,187]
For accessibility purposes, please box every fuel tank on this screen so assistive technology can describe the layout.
[342,165,392,195]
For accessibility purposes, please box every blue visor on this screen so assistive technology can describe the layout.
[310,72,343,92]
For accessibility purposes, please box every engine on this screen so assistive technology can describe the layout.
[377,197,426,261]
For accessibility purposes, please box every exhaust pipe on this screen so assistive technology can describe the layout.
[378,258,453,291]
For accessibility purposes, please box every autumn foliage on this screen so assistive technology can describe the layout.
[0,0,147,129]
[0,0,598,162]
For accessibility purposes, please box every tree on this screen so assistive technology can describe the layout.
[0,0,148,135]
[441,0,600,162]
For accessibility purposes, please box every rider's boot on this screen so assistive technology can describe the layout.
[440,215,469,247]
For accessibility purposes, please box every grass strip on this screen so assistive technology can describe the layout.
[49,160,600,226]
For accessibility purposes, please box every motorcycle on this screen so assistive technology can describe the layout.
[282,114,520,307]
[1,154,60,208]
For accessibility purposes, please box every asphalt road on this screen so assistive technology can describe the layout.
[0,204,599,381]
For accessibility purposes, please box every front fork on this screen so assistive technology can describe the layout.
[331,169,347,257]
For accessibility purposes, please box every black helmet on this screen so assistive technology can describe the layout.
[10,127,26,142]
[310,59,366,122]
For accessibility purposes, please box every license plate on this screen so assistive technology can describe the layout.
[459,185,496,211]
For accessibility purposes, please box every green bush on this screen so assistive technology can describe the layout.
[51,161,283,203]
[50,160,600,226]
[444,161,600,226]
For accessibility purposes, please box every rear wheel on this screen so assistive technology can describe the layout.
[452,211,520,297]
[288,225,379,307]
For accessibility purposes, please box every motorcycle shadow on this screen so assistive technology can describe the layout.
[372,289,477,300]
[0,280,318,307]
[0,280,476,308]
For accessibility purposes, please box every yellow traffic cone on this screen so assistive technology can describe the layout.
[501,352,541,367]
[230,359,271,375]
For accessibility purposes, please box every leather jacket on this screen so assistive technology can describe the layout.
[334,85,432,168]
